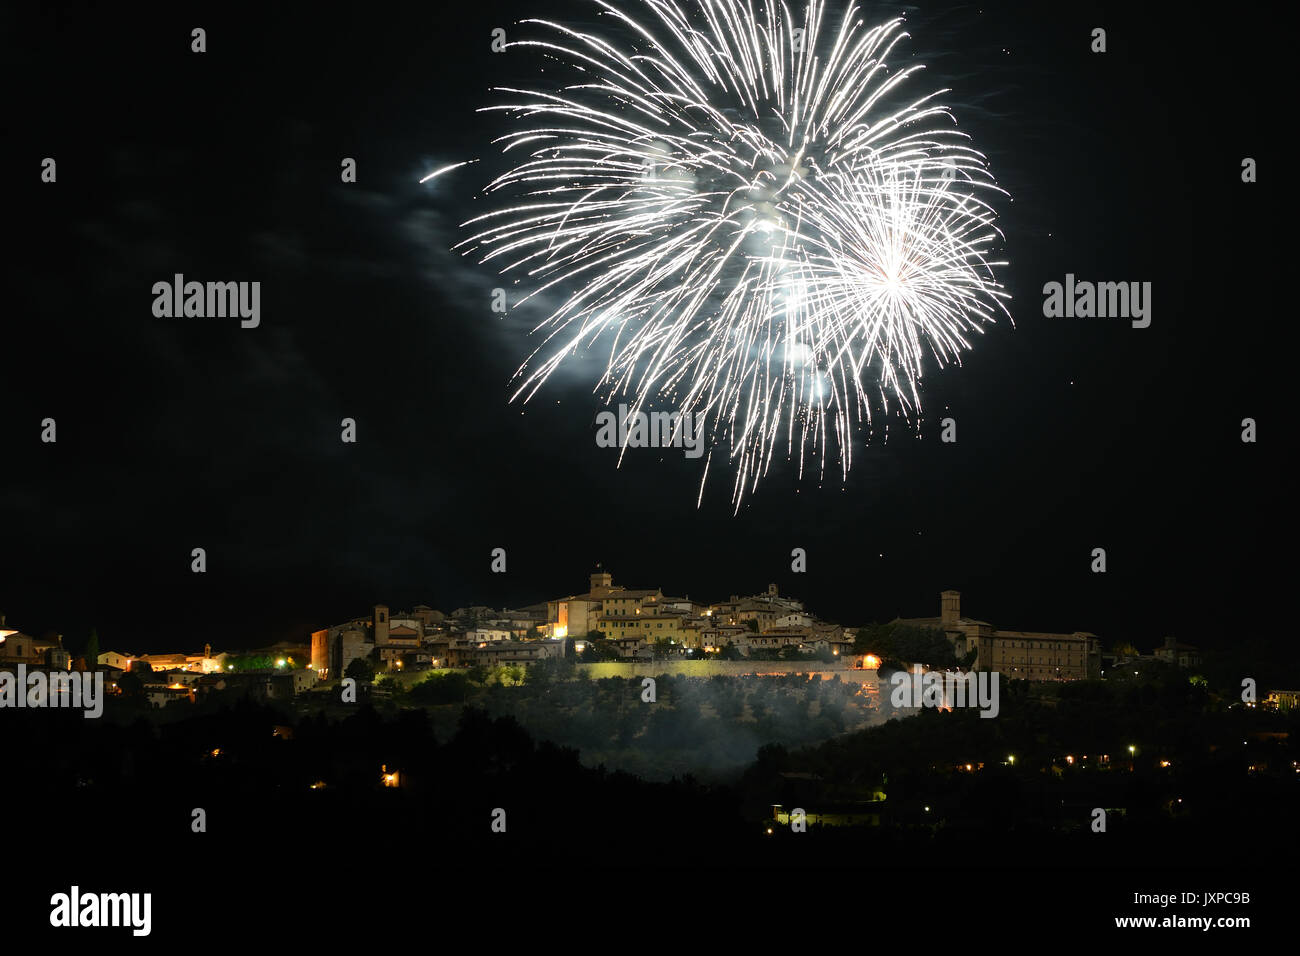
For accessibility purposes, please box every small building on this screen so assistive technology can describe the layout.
[97,651,136,671]
[143,683,195,709]
[0,622,72,670]
[1154,635,1201,669]
[447,639,567,667]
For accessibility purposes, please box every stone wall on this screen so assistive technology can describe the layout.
[577,660,881,686]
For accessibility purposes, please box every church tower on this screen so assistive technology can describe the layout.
[941,590,961,627]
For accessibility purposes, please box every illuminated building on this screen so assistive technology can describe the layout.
[548,570,665,640]
[0,616,71,670]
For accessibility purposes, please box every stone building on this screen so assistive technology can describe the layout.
[1154,635,1200,668]
[547,571,664,639]
[894,591,1101,681]
[0,615,71,670]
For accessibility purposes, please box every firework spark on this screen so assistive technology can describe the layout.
[458,0,1010,508]
[420,159,479,183]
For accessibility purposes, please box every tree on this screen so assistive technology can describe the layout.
[373,673,407,699]
[578,638,620,662]
[719,643,745,661]
[408,671,471,704]
[856,622,897,658]
[345,657,375,683]
[83,628,100,671]
[889,625,957,668]
[117,669,144,698]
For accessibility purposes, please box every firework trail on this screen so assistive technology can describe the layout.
[457,0,1010,508]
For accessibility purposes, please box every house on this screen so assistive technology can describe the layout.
[446,639,566,667]
[1154,635,1200,669]
[142,682,195,709]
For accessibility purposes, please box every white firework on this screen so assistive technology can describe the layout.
[458,0,1010,508]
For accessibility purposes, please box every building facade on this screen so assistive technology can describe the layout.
[894,591,1102,680]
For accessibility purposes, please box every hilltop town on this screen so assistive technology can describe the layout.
[2,570,1238,713]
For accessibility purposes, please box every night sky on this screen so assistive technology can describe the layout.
[3,1,1282,662]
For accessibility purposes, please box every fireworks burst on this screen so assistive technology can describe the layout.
[457,0,1010,508]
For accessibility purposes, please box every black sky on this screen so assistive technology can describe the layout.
[2,1,1284,666]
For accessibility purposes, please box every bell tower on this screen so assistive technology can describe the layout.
[941,590,961,627]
